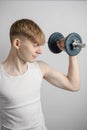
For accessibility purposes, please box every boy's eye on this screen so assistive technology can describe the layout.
[33,43,38,47]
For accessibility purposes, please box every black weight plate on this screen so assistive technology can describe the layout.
[65,33,82,56]
[48,32,64,53]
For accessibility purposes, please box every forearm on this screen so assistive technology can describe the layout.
[67,56,80,91]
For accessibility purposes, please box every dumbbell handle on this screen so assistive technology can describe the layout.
[72,40,86,49]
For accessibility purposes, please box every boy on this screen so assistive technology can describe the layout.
[0,19,80,130]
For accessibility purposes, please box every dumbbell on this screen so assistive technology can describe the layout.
[48,32,86,56]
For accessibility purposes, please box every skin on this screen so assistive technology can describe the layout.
[2,37,80,91]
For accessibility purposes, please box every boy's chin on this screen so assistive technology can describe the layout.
[27,59,36,63]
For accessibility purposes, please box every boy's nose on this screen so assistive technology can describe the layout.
[37,46,43,54]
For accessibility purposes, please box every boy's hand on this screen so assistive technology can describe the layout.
[57,38,65,51]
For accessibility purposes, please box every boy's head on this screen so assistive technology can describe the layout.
[10,19,45,45]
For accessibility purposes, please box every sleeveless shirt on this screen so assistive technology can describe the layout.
[0,62,47,130]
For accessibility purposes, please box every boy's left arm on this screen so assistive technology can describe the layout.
[38,56,80,91]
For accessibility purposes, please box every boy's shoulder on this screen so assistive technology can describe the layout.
[37,60,50,69]
[36,60,51,77]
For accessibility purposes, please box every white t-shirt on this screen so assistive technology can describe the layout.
[0,62,47,130]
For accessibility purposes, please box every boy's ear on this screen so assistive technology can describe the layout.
[13,39,21,49]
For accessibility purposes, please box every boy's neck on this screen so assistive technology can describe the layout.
[2,48,28,76]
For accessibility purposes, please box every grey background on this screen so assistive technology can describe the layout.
[0,0,87,130]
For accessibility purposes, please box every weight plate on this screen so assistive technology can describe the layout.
[48,32,64,53]
[65,33,82,56]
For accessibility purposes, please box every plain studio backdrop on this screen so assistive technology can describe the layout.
[0,0,87,130]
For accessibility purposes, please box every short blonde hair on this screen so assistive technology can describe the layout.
[10,19,45,45]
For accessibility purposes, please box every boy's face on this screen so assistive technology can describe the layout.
[15,38,43,63]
